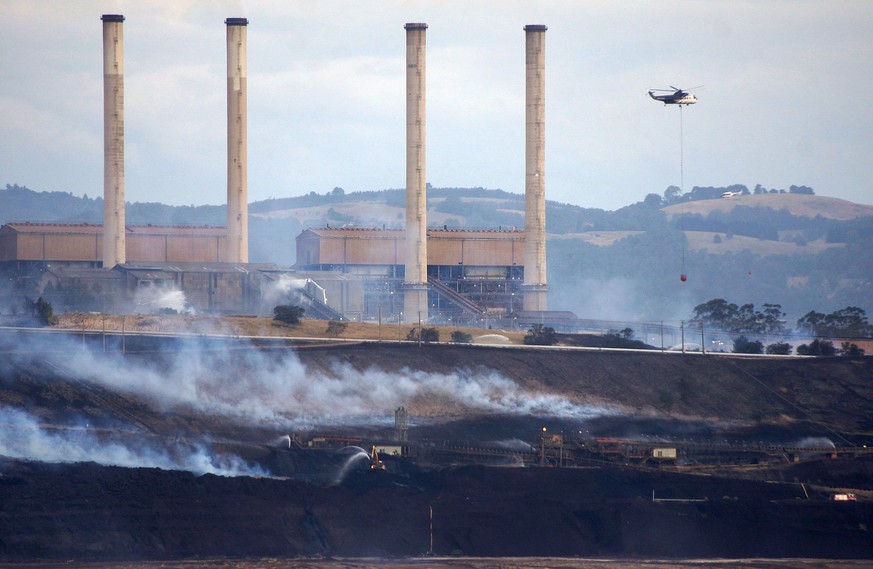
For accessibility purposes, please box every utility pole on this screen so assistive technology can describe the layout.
[428,505,434,556]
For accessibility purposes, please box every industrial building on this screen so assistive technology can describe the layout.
[0,223,226,267]
[296,227,525,322]
[0,222,275,313]
[1,17,556,325]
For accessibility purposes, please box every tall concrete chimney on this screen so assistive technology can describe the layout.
[403,23,428,324]
[101,14,125,268]
[225,18,249,263]
[522,24,548,311]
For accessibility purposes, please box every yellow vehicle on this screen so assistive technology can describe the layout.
[370,445,386,472]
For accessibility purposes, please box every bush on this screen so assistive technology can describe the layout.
[406,327,439,343]
[25,297,58,326]
[796,339,836,356]
[765,342,792,355]
[840,341,865,357]
[326,320,347,337]
[450,330,473,343]
[732,335,763,354]
[606,327,634,340]
[524,324,557,346]
[273,304,305,325]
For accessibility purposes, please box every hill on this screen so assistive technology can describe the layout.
[663,193,873,221]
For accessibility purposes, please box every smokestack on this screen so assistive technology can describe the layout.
[522,24,548,311]
[225,18,249,263]
[403,23,428,324]
[101,14,125,268]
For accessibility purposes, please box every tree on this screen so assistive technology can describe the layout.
[524,324,557,346]
[789,185,815,195]
[732,335,763,354]
[326,320,347,337]
[797,307,872,338]
[273,304,305,325]
[693,298,739,328]
[643,193,663,208]
[759,303,787,334]
[796,310,826,335]
[450,330,472,343]
[692,299,785,334]
[663,185,682,204]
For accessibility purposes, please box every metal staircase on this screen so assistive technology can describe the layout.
[427,277,484,318]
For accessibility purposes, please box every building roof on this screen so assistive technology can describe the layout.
[2,222,104,234]
[1,223,225,236]
[300,226,524,239]
[120,261,282,274]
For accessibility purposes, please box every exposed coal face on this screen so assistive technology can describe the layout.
[2,457,872,561]
[1,330,872,561]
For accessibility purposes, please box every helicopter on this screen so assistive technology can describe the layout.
[648,86,700,106]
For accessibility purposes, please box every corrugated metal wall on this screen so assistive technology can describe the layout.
[297,229,523,268]
[1,226,225,264]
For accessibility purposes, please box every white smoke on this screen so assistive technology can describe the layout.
[50,342,615,428]
[132,286,194,315]
[259,274,310,312]
[0,332,617,474]
[0,406,265,477]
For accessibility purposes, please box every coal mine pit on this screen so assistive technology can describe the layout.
[1,334,872,561]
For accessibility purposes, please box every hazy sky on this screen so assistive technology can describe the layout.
[2,1,871,210]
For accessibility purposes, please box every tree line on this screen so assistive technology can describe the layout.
[692,299,869,356]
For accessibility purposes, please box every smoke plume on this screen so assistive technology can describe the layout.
[0,330,615,474]
[0,406,264,477]
[47,340,614,427]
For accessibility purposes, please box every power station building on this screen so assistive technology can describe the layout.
[296,227,525,322]
[0,222,290,314]
[2,17,555,325]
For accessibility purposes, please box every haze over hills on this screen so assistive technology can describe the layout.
[2,183,871,323]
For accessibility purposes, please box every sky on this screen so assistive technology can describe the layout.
[1,1,871,211]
